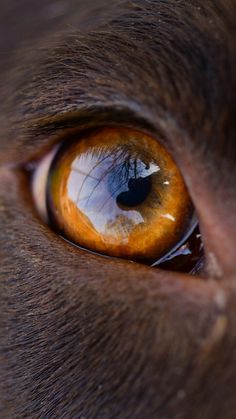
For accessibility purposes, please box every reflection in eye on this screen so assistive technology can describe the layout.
[32,127,203,270]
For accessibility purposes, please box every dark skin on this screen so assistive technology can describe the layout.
[0,0,236,417]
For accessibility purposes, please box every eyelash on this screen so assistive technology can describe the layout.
[28,125,204,274]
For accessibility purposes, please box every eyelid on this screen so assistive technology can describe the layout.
[15,104,174,167]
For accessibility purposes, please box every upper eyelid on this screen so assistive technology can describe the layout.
[8,104,178,168]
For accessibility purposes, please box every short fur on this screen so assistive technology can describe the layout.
[0,1,236,418]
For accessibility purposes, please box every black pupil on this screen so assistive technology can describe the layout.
[116,175,152,207]
[107,156,157,209]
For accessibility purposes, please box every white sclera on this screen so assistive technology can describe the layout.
[32,146,59,222]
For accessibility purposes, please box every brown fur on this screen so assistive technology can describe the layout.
[1,1,236,418]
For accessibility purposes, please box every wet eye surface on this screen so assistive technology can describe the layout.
[31,127,203,270]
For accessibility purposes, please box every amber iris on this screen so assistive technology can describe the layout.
[47,127,193,263]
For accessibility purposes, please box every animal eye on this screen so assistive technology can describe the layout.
[31,127,203,271]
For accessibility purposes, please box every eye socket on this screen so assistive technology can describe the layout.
[31,126,203,270]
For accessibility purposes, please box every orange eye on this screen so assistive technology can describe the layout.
[38,127,194,264]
